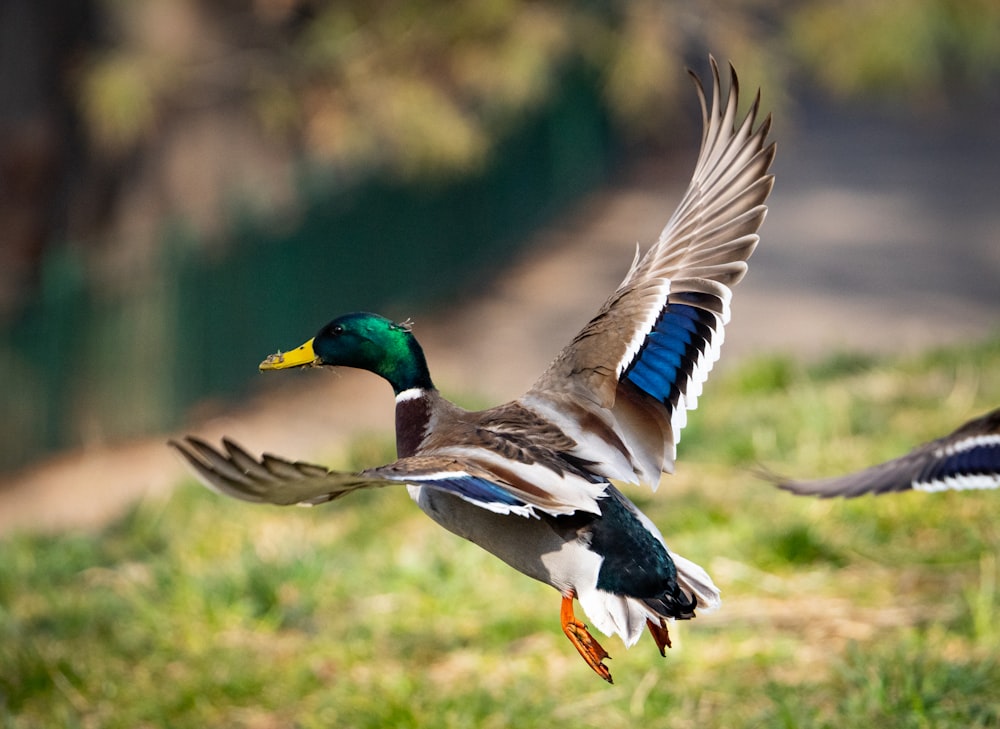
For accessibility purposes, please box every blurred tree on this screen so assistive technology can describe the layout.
[0,0,97,316]
[68,0,786,183]
[2,0,998,312]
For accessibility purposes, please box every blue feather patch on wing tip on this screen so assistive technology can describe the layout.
[925,441,1000,483]
[418,474,527,508]
[623,302,717,406]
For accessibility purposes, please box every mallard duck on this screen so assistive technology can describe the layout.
[776,408,1000,498]
[171,58,775,684]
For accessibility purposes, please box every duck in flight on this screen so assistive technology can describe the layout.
[171,58,776,684]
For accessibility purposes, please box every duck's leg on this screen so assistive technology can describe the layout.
[645,617,672,656]
[560,592,613,683]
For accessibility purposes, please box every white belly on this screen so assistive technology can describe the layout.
[407,485,602,596]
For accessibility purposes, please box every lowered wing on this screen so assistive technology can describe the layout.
[171,435,596,517]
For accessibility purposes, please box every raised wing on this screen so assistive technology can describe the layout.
[525,57,775,488]
[776,409,1000,498]
[170,436,584,517]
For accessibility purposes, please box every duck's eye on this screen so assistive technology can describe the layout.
[331,325,344,335]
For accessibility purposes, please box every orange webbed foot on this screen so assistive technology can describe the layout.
[561,593,613,683]
[645,617,672,657]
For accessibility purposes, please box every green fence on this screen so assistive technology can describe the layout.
[0,72,616,473]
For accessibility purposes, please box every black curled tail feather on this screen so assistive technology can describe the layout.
[642,589,698,621]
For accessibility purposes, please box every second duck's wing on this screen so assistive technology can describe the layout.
[171,436,575,517]
[775,408,1000,498]
[524,58,775,488]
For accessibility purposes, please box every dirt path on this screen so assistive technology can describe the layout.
[2,105,997,535]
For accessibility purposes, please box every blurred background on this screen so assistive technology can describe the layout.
[1,0,998,518]
[3,2,1000,726]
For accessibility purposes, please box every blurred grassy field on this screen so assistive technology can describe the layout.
[2,337,999,728]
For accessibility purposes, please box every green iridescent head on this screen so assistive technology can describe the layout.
[260,312,433,394]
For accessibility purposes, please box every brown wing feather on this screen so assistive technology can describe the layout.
[524,57,775,488]
[171,434,604,515]
[170,436,397,505]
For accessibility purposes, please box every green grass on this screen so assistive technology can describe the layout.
[2,337,999,728]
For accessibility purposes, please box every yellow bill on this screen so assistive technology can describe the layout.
[259,337,318,371]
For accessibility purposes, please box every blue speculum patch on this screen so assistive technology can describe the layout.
[928,442,999,482]
[624,301,716,407]
[422,474,526,508]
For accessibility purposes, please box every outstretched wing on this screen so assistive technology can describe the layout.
[171,436,565,516]
[776,408,1000,498]
[171,436,400,505]
[524,57,775,488]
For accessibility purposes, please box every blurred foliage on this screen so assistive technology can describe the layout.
[75,0,1000,180]
[78,0,705,178]
[78,51,160,153]
[787,0,1000,103]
